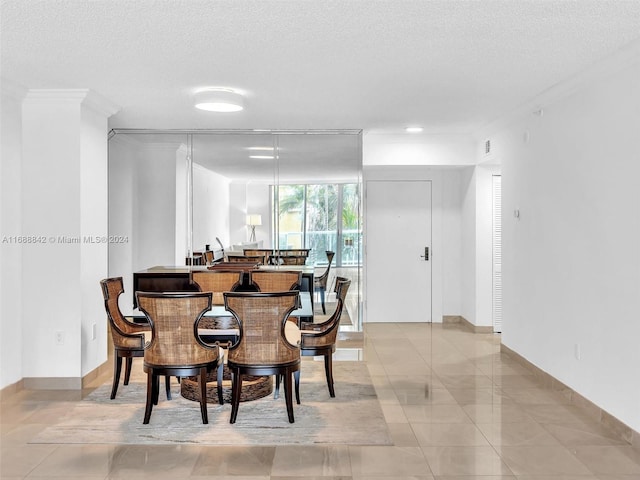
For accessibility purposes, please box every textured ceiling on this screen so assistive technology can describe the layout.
[2,0,640,135]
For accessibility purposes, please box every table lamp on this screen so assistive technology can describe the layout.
[246,214,262,242]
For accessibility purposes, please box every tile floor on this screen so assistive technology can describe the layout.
[2,322,640,479]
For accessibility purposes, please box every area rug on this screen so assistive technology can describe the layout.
[31,361,391,446]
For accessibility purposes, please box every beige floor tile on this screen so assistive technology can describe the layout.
[447,387,513,406]
[436,476,516,480]
[388,374,441,390]
[375,349,428,365]
[502,387,572,405]
[383,362,433,376]
[572,446,640,475]
[475,422,561,446]
[411,423,490,447]
[106,473,214,480]
[181,477,270,480]
[0,445,57,477]
[372,385,400,405]
[353,476,433,480]
[271,445,351,476]
[349,446,431,476]
[1,322,634,479]
[524,404,601,424]
[105,444,202,478]
[421,445,513,476]
[475,360,533,377]
[491,374,543,388]
[542,422,629,447]
[437,374,495,389]
[27,444,118,477]
[497,445,592,475]
[1,422,48,446]
[431,363,485,376]
[462,404,536,424]
[515,476,598,480]
[380,403,409,423]
[34,477,108,480]
[191,446,275,476]
[271,476,350,480]
[388,422,420,447]
[594,475,640,480]
[402,404,473,424]
[395,387,458,406]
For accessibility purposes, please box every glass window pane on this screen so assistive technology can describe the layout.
[277,184,305,249]
[341,183,361,266]
[306,184,338,265]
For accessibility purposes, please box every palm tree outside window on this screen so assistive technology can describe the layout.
[272,183,360,267]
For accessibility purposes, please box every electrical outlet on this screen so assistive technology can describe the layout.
[92,323,97,340]
[55,331,64,345]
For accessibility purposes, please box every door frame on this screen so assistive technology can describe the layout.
[363,166,443,323]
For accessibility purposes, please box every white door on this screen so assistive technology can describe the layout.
[365,180,432,323]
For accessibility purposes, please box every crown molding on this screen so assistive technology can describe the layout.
[24,89,120,117]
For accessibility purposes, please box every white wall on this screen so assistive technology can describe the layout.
[460,167,477,324]
[192,162,231,251]
[228,182,248,247]
[441,169,464,316]
[364,133,477,166]
[19,90,114,386]
[0,79,25,389]
[108,136,136,298]
[246,183,271,246]
[132,144,177,271]
[495,60,640,432]
[79,105,110,377]
[460,165,499,327]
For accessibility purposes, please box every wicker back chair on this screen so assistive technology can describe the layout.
[227,254,263,264]
[279,255,307,265]
[191,270,244,306]
[313,250,335,314]
[249,270,302,292]
[136,291,222,424]
[203,250,214,265]
[243,248,271,265]
[223,291,301,423]
[300,277,351,398]
[100,277,172,400]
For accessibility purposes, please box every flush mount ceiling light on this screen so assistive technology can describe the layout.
[405,126,424,133]
[194,88,244,112]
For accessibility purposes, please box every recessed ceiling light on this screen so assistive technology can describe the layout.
[405,126,423,133]
[249,155,274,159]
[246,146,274,151]
[194,87,244,112]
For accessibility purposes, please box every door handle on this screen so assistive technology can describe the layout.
[420,247,429,261]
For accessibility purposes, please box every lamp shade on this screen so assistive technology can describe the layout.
[246,214,262,226]
[194,88,244,112]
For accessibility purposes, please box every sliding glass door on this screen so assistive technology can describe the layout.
[273,183,359,267]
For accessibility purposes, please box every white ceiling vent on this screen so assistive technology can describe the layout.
[485,139,491,155]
